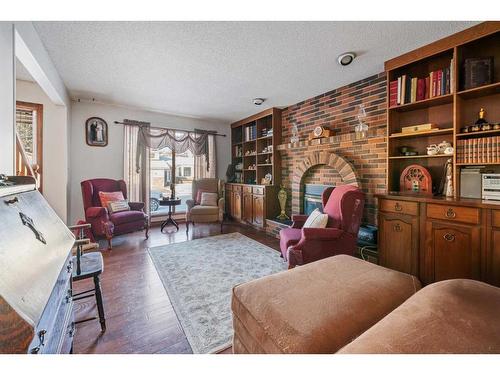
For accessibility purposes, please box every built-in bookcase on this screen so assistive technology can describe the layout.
[230,108,282,186]
[385,22,500,196]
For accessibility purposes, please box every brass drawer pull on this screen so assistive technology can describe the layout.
[394,203,403,212]
[443,233,455,242]
[393,223,402,232]
[445,208,456,219]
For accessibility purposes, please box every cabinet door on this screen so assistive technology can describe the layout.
[252,195,265,227]
[226,191,232,218]
[242,193,253,223]
[426,220,481,282]
[487,211,500,286]
[233,191,242,220]
[379,213,418,276]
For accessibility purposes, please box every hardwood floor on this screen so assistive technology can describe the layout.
[72,221,280,354]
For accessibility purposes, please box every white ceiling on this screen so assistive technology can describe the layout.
[33,21,478,122]
[16,58,35,82]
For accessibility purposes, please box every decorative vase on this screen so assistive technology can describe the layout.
[445,158,454,197]
[276,185,289,220]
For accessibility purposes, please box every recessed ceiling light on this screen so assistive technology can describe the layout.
[253,98,265,106]
[337,52,356,66]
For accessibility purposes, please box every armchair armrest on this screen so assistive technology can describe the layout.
[218,197,225,212]
[291,214,308,228]
[186,199,195,211]
[86,206,109,219]
[68,223,91,230]
[129,201,145,211]
[301,227,344,240]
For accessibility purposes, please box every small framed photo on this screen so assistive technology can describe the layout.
[85,117,108,147]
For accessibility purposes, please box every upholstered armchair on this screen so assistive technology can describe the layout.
[279,185,365,269]
[81,178,149,249]
[185,178,224,233]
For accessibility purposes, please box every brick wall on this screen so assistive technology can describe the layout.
[279,72,388,225]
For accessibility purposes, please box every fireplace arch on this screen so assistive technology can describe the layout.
[291,151,360,213]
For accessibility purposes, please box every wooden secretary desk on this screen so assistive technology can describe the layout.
[378,22,500,287]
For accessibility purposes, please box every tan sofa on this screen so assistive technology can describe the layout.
[185,178,224,233]
[232,255,500,354]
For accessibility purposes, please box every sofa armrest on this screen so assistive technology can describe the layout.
[129,201,145,211]
[186,199,195,211]
[86,206,109,219]
[301,227,344,240]
[291,214,308,228]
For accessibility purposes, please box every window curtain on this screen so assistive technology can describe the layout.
[124,124,150,215]
[194,134,216,179]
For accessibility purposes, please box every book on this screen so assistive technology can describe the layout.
[424,77,430,99]
[417,78,426,101]
[401,75,406,105]
[405,75,412,104]
[411,77,418,103]
[450,59,454,93]
[397,76,402,105]
[389,80,398,107]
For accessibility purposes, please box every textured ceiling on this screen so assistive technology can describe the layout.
[33,21,478,122]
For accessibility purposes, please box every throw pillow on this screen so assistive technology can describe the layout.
[303,208,329,228]
[99,191,125,208]
[108,200,130,214]
[196,189,211,204]
[200,192,219,207]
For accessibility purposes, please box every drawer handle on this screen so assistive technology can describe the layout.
[443,233,455,242]
[445,208,456,219]
[393,223,402,232]
[394,203,403,212]
[38,329,47,346]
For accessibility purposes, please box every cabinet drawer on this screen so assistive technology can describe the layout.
[243,186,253,194]
[232,185,242,193]
[493,210,500,227]
[427,204,480,225]
[253,187,264,195]
[225,184,233,192]
[379,199,418,216]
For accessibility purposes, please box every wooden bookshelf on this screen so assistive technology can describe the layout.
[230,108,282,186]
[385,22,500,197]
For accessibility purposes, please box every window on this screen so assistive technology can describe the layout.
[149,147,194,216]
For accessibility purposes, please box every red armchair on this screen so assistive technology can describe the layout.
[81,178,149,249]
[279,185,365,268]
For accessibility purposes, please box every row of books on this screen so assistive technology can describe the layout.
[389,59,454,107]
[456,136,500,164]
[245,124,257,141]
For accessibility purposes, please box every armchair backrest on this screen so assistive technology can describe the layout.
[191,178,222,199]
[322,185,365,235]
[81,178,128,210]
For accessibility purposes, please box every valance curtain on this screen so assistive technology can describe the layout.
[133,124,211,172]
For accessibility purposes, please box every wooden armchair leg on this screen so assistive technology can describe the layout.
[107,237,112,250]
[186,221,189,234]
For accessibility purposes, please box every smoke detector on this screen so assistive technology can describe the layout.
[253,98,265,106]
[337,52,356,66]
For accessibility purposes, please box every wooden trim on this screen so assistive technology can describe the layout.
[384,22,500,71]
[16,101,43,194]
[230,108,278,128]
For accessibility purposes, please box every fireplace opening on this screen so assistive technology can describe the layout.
[303,184,333,215]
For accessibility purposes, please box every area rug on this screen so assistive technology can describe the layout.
[147,232,287,354]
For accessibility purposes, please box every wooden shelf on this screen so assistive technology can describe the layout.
[244,154,257,157]
[389,154,453,160]
[243,139,256,144]
[389,94,453,113]
[457,81,500,99]
[389,128,453,139]
[257,164,273,166]
[257,135,273,141]
[456,128,500,138]
[456,162,500,166]
[257,151,272,155]
[243,169,256,171]
[232,141,243,146]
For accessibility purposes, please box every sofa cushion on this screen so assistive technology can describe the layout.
[110,210,145,226]
[200,192,219,207]
[99,190,125,207]
[338,279,500,354]
[231,255,421,354]
[279,228,302,259]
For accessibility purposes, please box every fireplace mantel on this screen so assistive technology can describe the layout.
[276,128,385,151]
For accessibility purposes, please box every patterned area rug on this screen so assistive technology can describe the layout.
[147,232,287,354]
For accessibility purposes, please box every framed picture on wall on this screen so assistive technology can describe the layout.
[85,117,108,147]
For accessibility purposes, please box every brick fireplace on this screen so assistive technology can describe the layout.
[266,72,388,239]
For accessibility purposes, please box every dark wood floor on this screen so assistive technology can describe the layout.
[72,221,280,354]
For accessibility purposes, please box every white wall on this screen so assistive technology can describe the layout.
[16,80,68,220]
[69,101,230,224]
[0,23,14,174]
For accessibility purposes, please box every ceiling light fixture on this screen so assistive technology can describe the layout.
[253,98,265,106]
[337,52,356,66]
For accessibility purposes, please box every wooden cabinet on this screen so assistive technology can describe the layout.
[425,220,481,282]
[252,194,265,227]
[379,212,419,276]
[225,183,277,229]
[377,195,500,287]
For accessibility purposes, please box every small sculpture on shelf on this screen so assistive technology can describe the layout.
[445,159,454,197]
[354,104,368,139]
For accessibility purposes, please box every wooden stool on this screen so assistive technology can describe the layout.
[72,251,106,332]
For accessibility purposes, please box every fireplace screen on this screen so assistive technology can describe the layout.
[303,184,334,215]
